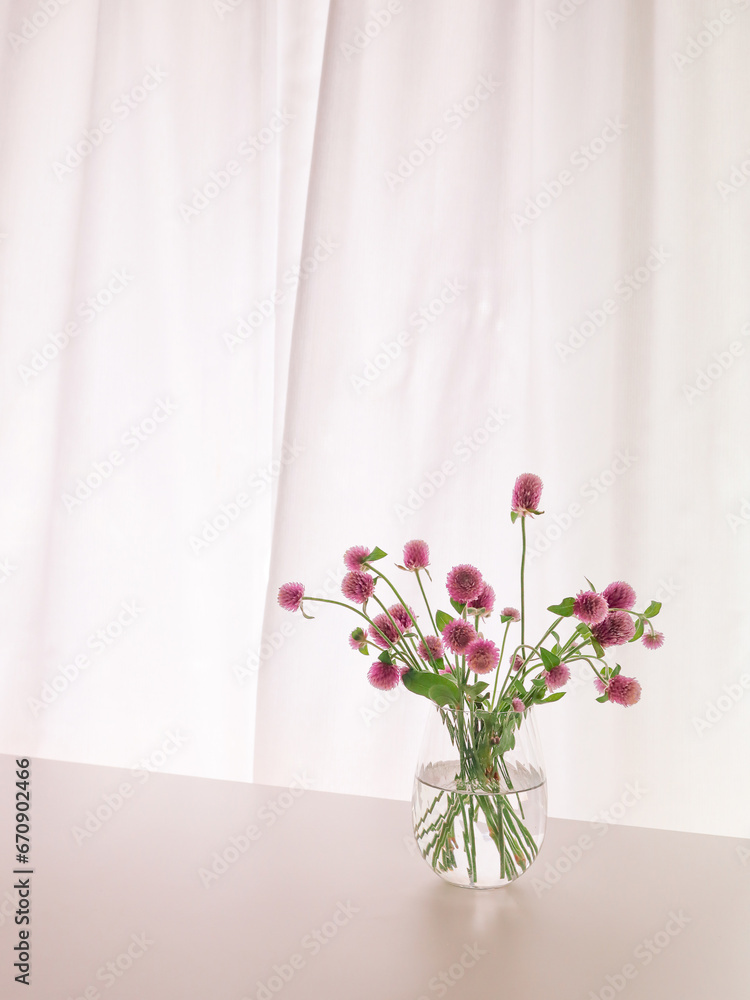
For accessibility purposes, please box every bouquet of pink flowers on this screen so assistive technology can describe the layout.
[278,473,664,887]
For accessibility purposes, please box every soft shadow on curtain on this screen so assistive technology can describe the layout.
[0,0,329,781]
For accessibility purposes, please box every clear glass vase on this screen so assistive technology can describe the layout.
[411,704,547,889]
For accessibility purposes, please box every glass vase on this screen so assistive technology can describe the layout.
[411,704,547,889]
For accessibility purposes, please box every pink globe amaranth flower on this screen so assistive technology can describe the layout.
[592,610,636,647]
[348,628,367,652]
[344,545,371,572]
[446,564,484,604]
[403,539,430,571]
[608,674,642,707]
[642,630,665,650]
[466,638,500,675]
[441,618,478,654]
[367,660,402,691]
[512,698,526,713]
[574,590,609,626]
[602,580,637,610]
[418,635,444,662]
[278,582,304,612]
[511,473,543,515]
[510,653,524,672]
[388,604,414,631]
[468,584,496,617]
[544,663,571,691]
[369,613,400,649]
[341,570,374,605]
[501,607,521,622]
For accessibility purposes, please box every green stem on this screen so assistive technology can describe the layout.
[302,596,414,667]
[371,595,421,670]
[368,566,435,664]
[491,620,514,707]
[520,517,527,648]
[415,570,438,634]
[567,654,607,684]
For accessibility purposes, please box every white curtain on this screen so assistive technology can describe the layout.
[1,0,748,839]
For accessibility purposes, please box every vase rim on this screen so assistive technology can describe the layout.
[433,704,534,717]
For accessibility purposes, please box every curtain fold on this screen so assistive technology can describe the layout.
[0,0,747,838]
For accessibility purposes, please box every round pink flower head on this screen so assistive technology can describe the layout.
[591,610,636,647]
[348,628,367,652]
[369,613,401,649]
[511,473,543,515]
[418,635,444,662]
[344,545,370,572]
[544,663,571,691]
[510,653,524,672]
[441,618,478,654]
[512,698,526,714]
[466,638,500,675]
[468,584,496,617]
[642,630,665,650]
[501,607,521,622]
[367,660,402,691]
[341,570,374,605]
[278,582,304,612]
[608,674,642,707]
[402,540,430,571]
[388,604,414,631]
[574,590,609,626]
[446,564,484,604]
[602,580,636,610]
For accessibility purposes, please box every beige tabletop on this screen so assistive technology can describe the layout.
[0,753,747,999]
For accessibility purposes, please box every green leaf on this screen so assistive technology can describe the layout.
[584,576,597,592]
[436,610,453,631]
[465,681,489,696]
[611,664,621,677]
[401,670,459,708]
[547,597,575,617]
[358,645,369,656]
[366,546,387,561]
[500,613,515,623]
[644,601,662,618]
[498,728,516,753]
[450,598,467,615]
[590,637,605,658]
[540,691,565,703]
[539,647,561,670]
[401,669,437,697]
[429,685,460,708]
[510,511,519,524]
[575,622,590,636]
[630,618,644,642]
[596,693,609,703]
[378,650,393,664]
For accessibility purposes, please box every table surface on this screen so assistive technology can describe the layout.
[0,754,747,1000]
